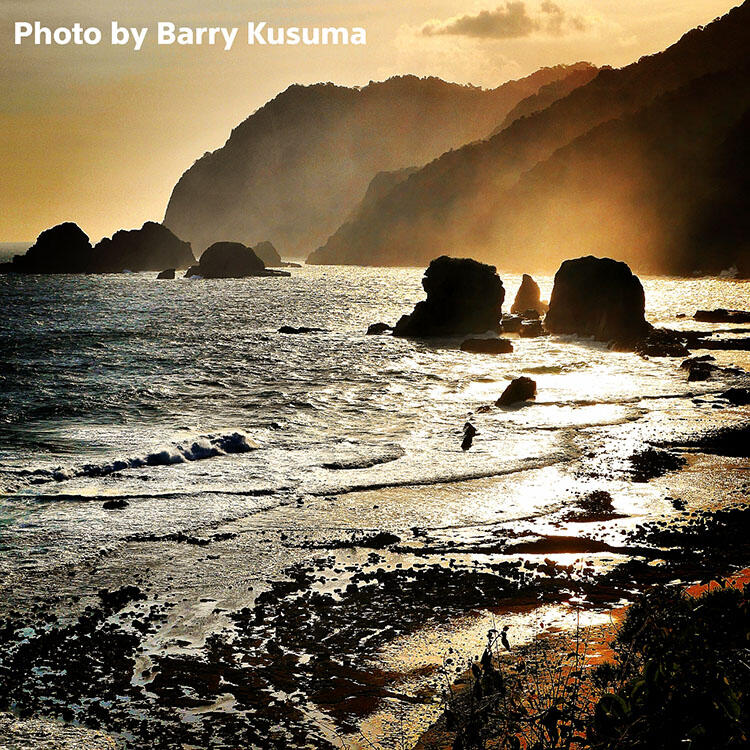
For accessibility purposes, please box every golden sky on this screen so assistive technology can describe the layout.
[0,0,739,242]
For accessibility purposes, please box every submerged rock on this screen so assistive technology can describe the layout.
[393,256,504,337]
[496,376,537,406]
[680,354,717,381]
[633,328,690,357]
[278,326,327,334]
[722,387,750,405]
[694,308,750,323]
[366,322,393,335]
[157,268,176,279]
[93,222,194,273]
[545,256,651,345]
[460,337,513,354]
[4,223,93,274]
[461,422,478,451]
[102,499,129,510]
[511,274,547,314]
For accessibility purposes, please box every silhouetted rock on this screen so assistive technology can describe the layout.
[157,268,176,279]
[5,223,93,274]
[633,328,690,357]
[680,354,717,381]
[366,323,392,335]
[184,265,202,278]
[93,222,194,273]
[393,257,505,338]
[722,387,750,405]
[278,326,327,334]
[511,274,547,314]
[251,241,301,268]
[460,337,513,354]
[545,257,651,345]
[694,309,750,323]
[501,315,523,333]
[102,499,129,510]
[496,377,537,406]
[519,320,545,338]
[187,242,291,280]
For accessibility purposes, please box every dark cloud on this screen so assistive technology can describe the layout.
[422,1,589,40]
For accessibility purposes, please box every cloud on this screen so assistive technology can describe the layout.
[422,1,590,40]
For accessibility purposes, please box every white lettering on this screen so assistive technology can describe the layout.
[248,22,267,44]
[14,22,33,45]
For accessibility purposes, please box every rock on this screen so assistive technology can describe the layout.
[102,499,129,510]
[520,308,541,320]
[157,268,176,279]
[511,274,547,314]
[519,320,545,338]
[496,376,537,406]
[721,387,750,405]
[252,241,283,267]
[93,222,194,273]
[460,337,513,354]
[358,531,401,548]
[393,256,505,338]
[633,328,690,357]
[544,256,651,345]
[694,309,750,323]
[189,242,291,279]
[366,323,393,335]
[184,265,202,278]
[461,422,477,451]
[4,223,93,274]
[278,326,327,334]
[680,354,717,381]
[501,314,523,333]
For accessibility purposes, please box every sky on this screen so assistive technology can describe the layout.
[0,0,741,242]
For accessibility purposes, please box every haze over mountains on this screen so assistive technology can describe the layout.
[309,2,750,275]
[163,65,595,255]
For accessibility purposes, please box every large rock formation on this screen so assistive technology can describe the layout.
[308,4,750,275]
[92,222,194,273]
[511,274,545,314]
[251,241,283,267]
[187,242,290,279]
[393,257,505,338]
[3,223,93,273]
[164,67,597,255]
[544,256,651,344]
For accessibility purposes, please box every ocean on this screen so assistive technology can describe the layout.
[0,266,748,746]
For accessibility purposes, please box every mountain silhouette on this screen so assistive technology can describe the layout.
[308,2,750,275]
[163,67,595,256]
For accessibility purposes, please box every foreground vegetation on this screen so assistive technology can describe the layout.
[436,581,750,750]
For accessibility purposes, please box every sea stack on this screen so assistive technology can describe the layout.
[393,256,505,337]
[3,223,93,274]
[545,256,651,345]
[511,274,547,314]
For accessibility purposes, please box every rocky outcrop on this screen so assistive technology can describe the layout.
[460,337,514,354]
[93,222,194,273]
[157,268,176,279]
[3,223,93,273]
[165,68,593,256]
[544,257,651,345]
[186,242,290,279]
[496,377,537,406]
[393,257,505,338]
[366,323,393,335]
[511,274,547,314]
[519,320,545,338]
[633,328,690,357]
[278,326,327,334]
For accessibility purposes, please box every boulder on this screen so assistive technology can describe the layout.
[680,355,717,381]
[460,337,514,354]
[92,222,194,272]
[501,314,523,333]
[5,223,93,273]
[694,309,750,324]
[519,320,545,338]
[722,387,750,405]
[190,242,291,279]
[367,322,393,335]
[496,376,537,406]
[544,256,651,345]
[393,256,505,338]
[511,274,547,314]
[157,268,176,279]
[184,265,202,278]
[461,422,477,451]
